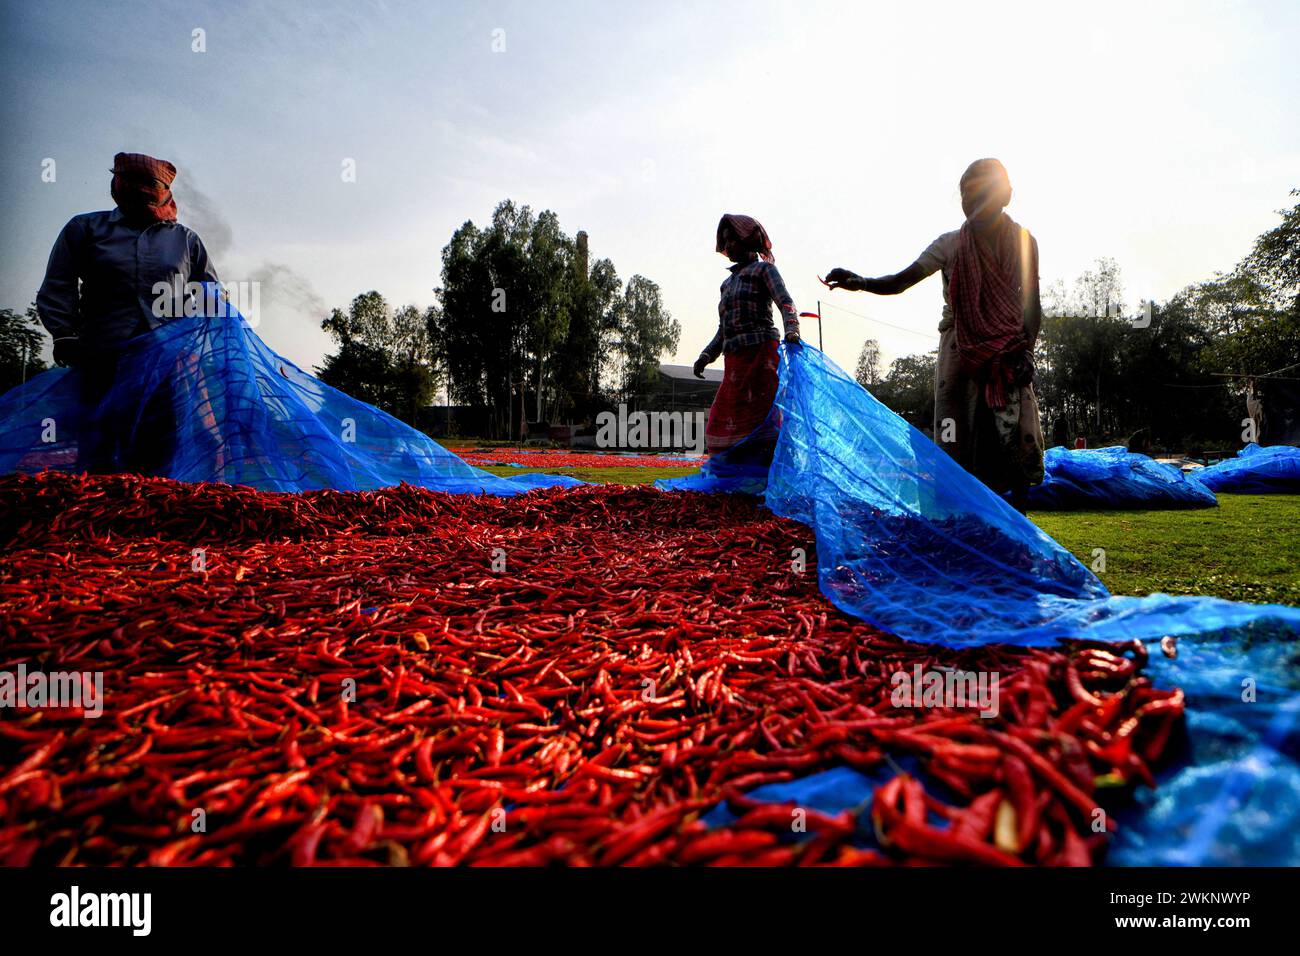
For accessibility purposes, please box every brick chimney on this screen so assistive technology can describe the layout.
[575,230,589,279]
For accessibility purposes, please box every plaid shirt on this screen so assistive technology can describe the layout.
[700,257,799,361]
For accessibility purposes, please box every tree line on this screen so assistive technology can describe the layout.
[318,200,679,438]
[857,192,1300,452]
[0,200,679,441]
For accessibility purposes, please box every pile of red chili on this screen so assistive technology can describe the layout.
[0,471,1183,866]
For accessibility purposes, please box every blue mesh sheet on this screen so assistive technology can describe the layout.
[1191,443,1300,494]
[757,343,1300,646]
[1024,446,1218,510]
[0,288,583,496]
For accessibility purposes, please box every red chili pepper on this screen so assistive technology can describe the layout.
[0,733,65,793]
[292,820,330,867]
[678,829,778,864]
[951,789,1002,844]
[989,732,1099,822]
[432,811,494,866]
[1001,755,1038,853]
[873,779,1023,868]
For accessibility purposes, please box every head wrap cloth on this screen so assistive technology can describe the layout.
[716,213,774,262]
[111,152,178,224]
[959,158,1012,212]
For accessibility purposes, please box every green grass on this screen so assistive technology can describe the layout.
[482,464,1300,606]
[1029,495,1300,605]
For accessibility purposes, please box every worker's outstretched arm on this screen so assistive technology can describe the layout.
[823,261,929,295]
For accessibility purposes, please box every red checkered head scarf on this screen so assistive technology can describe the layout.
[716,214,774,263]
[111,152,178,225]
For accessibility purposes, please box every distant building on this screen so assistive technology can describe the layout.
[424,363,723,443]
[647,363,723,414]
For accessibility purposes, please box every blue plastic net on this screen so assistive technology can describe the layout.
[668,344,1299,645]
[0,286,582,496]
[1191,443,1300,494]
[654,427,773,495]
[1024,446,1217,510]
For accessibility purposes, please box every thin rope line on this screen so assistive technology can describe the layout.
[818,300,942,342]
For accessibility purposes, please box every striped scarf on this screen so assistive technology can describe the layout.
[948,215,1033,409]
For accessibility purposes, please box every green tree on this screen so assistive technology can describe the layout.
[551,244,621,422]
[855,338,882,389]
[433,201,676,435]
[1036,259,1136,440]
[1190,192,1300,380]
[611,275,679,407]
[1155,194,1300,444]
[434,201,577,436]
[0,306,49,395]
[1035,311,1127,437]
[873,351,937,428]
[318,292,439,425]
[1116,297,1230,446]
[1242,189,1300,306]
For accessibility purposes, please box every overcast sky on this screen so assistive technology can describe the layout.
[1,0,1296,374]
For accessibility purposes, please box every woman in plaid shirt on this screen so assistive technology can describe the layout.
[692,214,801,455]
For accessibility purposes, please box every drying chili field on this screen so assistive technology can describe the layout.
[457,448,703,469]
[0,471,1183,866]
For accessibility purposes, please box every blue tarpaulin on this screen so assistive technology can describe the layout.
[1191,443,1300,494]
[669,343,1300,646]
[1023,446,1217,510]
[0,287,582,496]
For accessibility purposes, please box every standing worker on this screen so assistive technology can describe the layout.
[822,159,1045,509]
[693,213,801,458]
[35,151,221,473]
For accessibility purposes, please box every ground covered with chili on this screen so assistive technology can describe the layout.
[0,471,1183,866]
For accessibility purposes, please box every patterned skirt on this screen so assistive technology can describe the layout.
[705,340,781,455]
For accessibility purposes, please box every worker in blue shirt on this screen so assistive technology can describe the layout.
[35,152,220,473]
